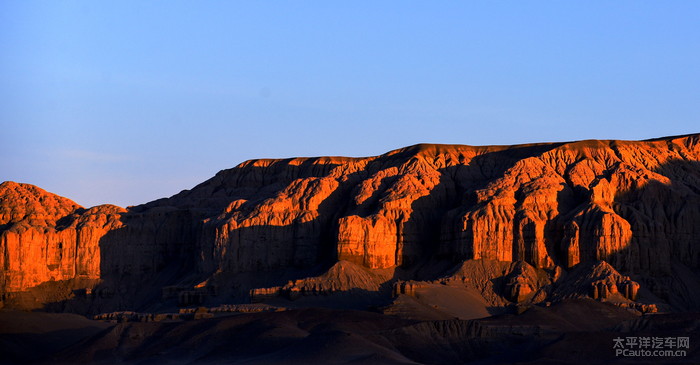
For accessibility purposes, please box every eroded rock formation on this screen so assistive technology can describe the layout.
[2,134,700,310]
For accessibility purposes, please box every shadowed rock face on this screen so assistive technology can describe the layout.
[1,134,700,308]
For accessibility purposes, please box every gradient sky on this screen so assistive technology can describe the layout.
[2,2,699,208]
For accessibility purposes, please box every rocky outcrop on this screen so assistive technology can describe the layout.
[503,261,541,303]
[552,261,643,302]
[0,183,196,309]
[250,260,388,302]
[0,182,123,294]
[442,259,552,306]
[1,134,700,311]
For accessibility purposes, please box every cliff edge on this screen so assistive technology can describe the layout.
[2,134,700,312]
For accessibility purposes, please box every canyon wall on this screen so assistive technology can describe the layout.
[2,134,700,299]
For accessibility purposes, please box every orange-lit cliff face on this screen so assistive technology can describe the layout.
[2,135,700,301]
[0,182,124,292]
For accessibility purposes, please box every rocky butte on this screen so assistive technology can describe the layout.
[2,134,700,316]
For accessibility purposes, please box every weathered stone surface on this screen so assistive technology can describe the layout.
[0,182,123,293]
[251,260,389,302]
[552,260,643,303]
[504,261,539,303]
[1,134,700,311]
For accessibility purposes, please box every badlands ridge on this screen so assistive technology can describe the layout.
[1,134,700,315]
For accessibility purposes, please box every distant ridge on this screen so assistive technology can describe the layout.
[2,133,700,314]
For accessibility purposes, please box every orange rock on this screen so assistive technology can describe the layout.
[1,134,700,307]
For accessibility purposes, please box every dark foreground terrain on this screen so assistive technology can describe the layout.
[1,299,698,365]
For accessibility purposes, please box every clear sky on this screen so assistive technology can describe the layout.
[2,2,699,208]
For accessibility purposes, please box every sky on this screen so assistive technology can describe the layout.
[1,2,699,208]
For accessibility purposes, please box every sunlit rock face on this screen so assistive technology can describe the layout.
[0,182,127,293]
[1,134,700,296]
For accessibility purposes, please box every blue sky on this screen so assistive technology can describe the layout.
[2,2,699,207]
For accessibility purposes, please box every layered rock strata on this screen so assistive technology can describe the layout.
[1,134,699,309]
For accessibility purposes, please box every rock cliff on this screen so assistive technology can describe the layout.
[2,134,700,311]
